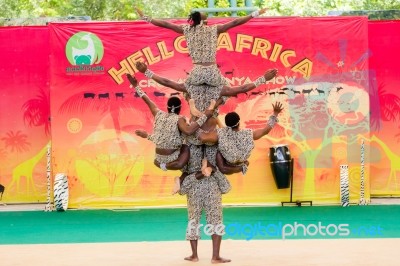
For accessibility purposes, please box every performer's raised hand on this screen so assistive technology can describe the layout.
[127,73,147,97]
[136,62,147,73]
[133,6,183,33]
[135,7,144,18]
[127,74,138,86]
[135,129,149,139]
[259,8,268,15]
[263,69,278,81]
[272,102,284,116]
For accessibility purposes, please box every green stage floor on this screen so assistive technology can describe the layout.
[1,205,399,244]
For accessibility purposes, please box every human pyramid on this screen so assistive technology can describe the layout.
[127,7,283,264]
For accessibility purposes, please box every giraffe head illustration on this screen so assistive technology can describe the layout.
[65,32,104,65]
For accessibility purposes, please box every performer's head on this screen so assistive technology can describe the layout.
[188,11,208,26]
[167,97,182,114]
[225,112,240,129]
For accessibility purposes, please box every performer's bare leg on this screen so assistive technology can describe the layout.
[201,144,212,177]
[172,172,189,195]
[211,234,231,264]
[184,240,199,262]
[172,176,182,195]
[208,99,216,110]
[216,117,224,128]
[189,99,203,117]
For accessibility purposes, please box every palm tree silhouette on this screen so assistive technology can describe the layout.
[58,89,135,154]
[377,84,400,123]
[22,88,51,136]
[1,130,30,153]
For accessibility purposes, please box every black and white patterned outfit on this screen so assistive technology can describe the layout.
[148,110,184,164]
[217,127,255,167]
[182,23,229,118]
[186,83,223,114]
[204,144,232,194]
[183,126,231,195]
[179,144,229,240]
[182,24,225,87]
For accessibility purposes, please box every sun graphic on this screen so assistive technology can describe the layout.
[67,118,83,133]
[327,84,369,125]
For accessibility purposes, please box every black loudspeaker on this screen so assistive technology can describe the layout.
[269,144,291,189]
[0,184,4,200]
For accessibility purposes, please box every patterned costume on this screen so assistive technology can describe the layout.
[148,110,208,164]
[186,84,223,113]
[179,144,230,240]
[182,24,225,87]
[204,144,232,194]
[181,24,229,117]
[147,110,183,164]
[217,127,255,166]
[183,126,232,194]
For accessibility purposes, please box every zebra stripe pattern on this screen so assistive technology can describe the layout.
[54,173,69,211]
[340,165,350,207]
[359,139,367,205]
[44,144,54,212]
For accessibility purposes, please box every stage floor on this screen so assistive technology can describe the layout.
[1,239,398,266]
[1,204,400,265]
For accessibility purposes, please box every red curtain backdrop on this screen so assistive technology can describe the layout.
[0,27,51,202]
[368,21,400,196]
[1,17,397,207]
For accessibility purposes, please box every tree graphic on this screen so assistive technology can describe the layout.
[57,89,151,197]
[285,83,369,194]
[237,79,369,197]
[22,88,51,135]
[1,130,31,153]
[377,83,400,123]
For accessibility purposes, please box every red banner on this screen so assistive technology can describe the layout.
[45,17,370,207]
[5,17,399,207]
[0,27,51,202]
[368,21,400,196]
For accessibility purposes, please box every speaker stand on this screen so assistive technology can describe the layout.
[281,159,312,207]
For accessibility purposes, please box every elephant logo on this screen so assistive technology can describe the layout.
[65,32,104,65]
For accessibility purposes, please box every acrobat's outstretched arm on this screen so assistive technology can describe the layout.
[135,7,184,34]
[220,68,278,96]
[127,74,159,117]
[136,62,187,93]
[217,8,267,33]
[253,102,283,140]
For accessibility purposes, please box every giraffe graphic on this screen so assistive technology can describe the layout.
[368,135,400,190]
[8,142,50,194]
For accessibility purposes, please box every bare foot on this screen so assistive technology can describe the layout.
[208,99,216,110]
[172,176,181,195]
[189,99,202,117]
[211,257,231,264]
[202,167,212,177]
[201,158,212,177]
[184,255,199,262]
